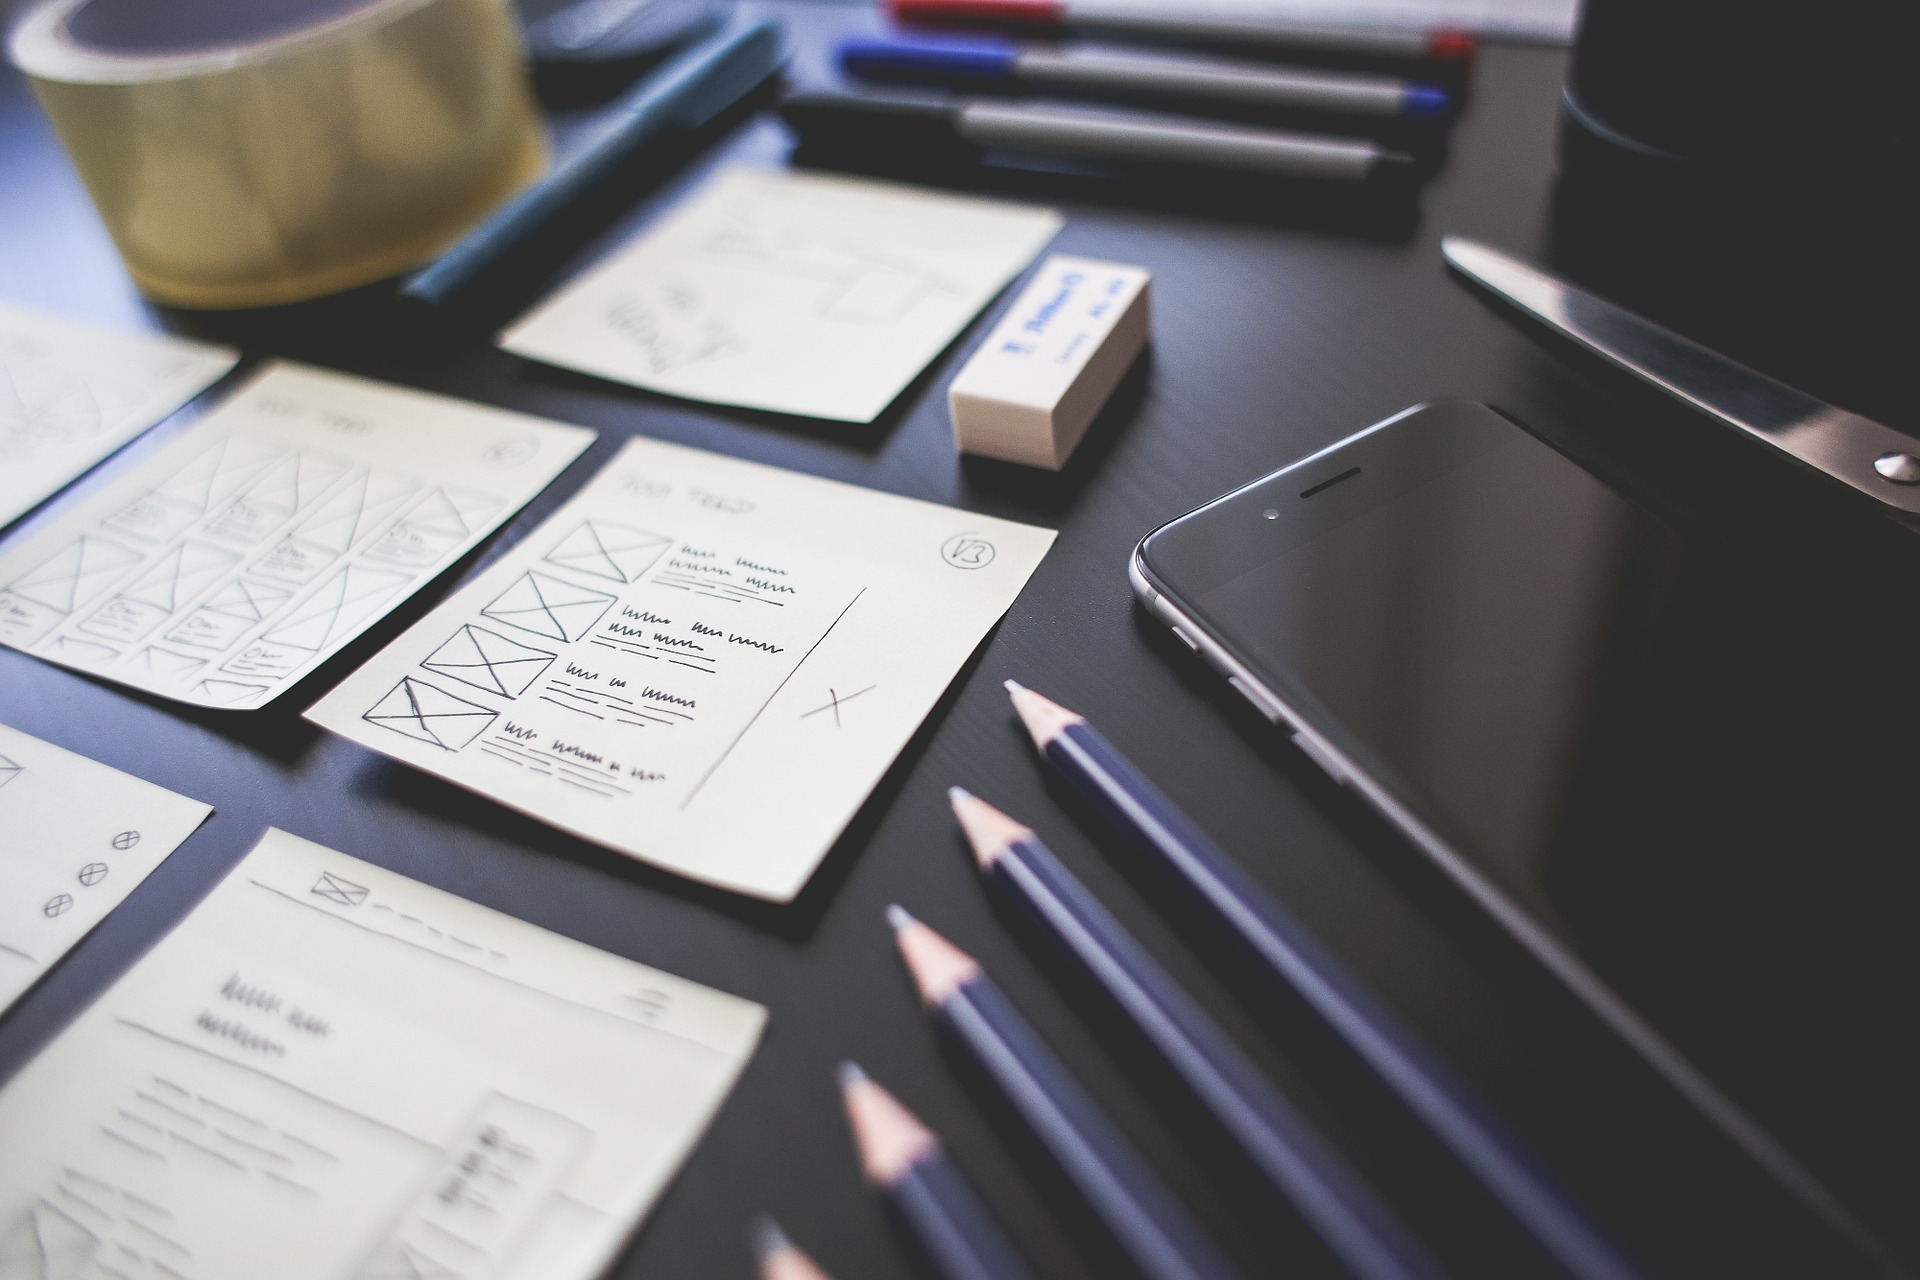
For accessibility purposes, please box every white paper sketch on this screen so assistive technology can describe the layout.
[306,436,1058,901]
[0,828,765,1280]
[0,301,237,530]
[498,168,1064,423]
[0,722,211,1015]
[0,362,596,709]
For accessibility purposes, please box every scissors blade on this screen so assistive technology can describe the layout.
[1443,236,1920,526]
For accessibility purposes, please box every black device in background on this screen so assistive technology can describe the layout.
[1129,401,1920,1275]
[518,0,725,102]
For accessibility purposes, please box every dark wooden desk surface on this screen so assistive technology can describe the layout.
[4,5,1916,1278]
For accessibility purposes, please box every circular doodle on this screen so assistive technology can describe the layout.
[79,862,110,886]
[941,533,996,571]
[111,830,141,851]
[481,433,538,468]
[44,894,73,917]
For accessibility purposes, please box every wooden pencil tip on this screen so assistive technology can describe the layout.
[837,1059,868,1089]
[885,903,915,932]
[948,789,1030,869]
[753,1215,790,1260]
[891,914,982,1005]
[755,1215,836,1280]
[841,1068,938,1186]
[1006,682,1081,749]
[1002,678,1027,695]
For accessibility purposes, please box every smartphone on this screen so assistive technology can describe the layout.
[1130,400,1919,1258]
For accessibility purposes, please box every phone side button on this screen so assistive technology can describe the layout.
[1290,731,1349,787]
[1170,625,1202,653]
[1226,675,1285,724]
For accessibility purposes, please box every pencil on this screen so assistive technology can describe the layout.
[839,1062,1038,1280]
[888,905,1247,1280]
[1003,681,1645,1280]
[949,786,1446,1280]
[754,1216,836,1280]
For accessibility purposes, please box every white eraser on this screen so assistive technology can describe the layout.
[949,254,1150,470]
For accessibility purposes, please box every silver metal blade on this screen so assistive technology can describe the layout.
[1442,236,1920,525]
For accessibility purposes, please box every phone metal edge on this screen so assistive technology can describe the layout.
[1127,526,1892,1272]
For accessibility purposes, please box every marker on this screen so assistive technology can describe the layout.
[780,92,1414,184]
[889,906,1247,1280]
[839,34,1451,120]
[1003,681,1648,1280]
[888,0,1475,65]
[839,1063,1039,1280]
[949,787,1448,1280]
[402,16,786,309]
[754,1216,837,1280]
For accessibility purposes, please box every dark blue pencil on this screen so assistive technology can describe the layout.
[889,905,1246,1280]
[950,786,1447,1280]
[401,16,786,308]
[839,1062,1038,1280]
[1004,681,1645,1280]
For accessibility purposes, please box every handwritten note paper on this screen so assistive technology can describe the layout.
[0,828,765,1279]
[0,722,211,1015]
[0,362,595,709]
[499,168,1063,423]
[307,437,1056,901]
[0,302,237,529]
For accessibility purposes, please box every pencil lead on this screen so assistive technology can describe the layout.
[891,913,982,1004]
[948,789,1031,868]
[1006,681,1081,749]
[837,1060,868,1089]
[1003,678,1027,695]
[841,1066,937,1185]
[947,784,973,804]
[885,903,915,931]
[755,1215,836,1280]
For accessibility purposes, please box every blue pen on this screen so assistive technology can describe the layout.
[403,16,787,309]
[839,33,1449,121]
[1005,681,1649,1280]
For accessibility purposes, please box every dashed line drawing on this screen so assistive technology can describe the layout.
[801,684,878,727]
[420,625,555,700]
[542,520,671,584]
[363,677,499,752]
[2,534,142,614]
[480,571,615,644]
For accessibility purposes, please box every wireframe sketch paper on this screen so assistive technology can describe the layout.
[0,827,766,1280]
[498,168,1064,423]
[0,722,211,1016]
[0,301,238,529]
[0,362,596,709]
[306,436,1057,901]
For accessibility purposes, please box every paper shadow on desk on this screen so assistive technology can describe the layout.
[788,144,1423,244]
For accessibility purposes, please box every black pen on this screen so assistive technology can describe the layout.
[950,786,1447,1280]
[781,92,1413,184]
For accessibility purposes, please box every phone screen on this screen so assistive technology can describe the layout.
[1139,403,1918,1243]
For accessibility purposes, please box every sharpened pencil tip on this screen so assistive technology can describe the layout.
[891,913,982,1004]
[1003,678,1027,695]
[885,903,915,931]
[1005,681,1081,748]
[948,789,1030,868]
[752,1215,790,1261]
[838,1060,868,1090]
[947,784,973,805]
